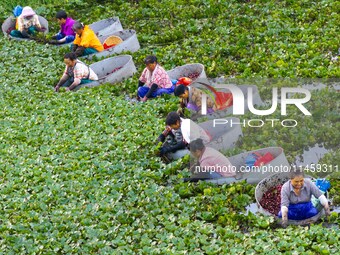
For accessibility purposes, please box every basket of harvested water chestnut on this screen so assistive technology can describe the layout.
[75,55,137,91]
[167,63,207,81]
[255,172,325,225]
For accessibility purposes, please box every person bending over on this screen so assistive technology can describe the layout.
[54,52,99,92]
[10,6,44,38]
[174,84,216,115]
[157,111,210,161]
[190,138,236,179]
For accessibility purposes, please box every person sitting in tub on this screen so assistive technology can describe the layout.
[54,52,99,92]
[190,138,236,179]
[137,55,175,102]
[10,6,44,38]
[52,10,75,44]
[71,21,104,57]
[279,169,330,227]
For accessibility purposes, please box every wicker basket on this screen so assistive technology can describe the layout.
[103,35,123,49]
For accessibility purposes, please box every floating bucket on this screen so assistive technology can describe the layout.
[75,55,137,91]
[198,117,243,151]
[103,35,123,49]
[167,63,207,81]
[2,15,49,40]
[255,172,324,225]
[204,147,290,185]
[89,17,123,36]
[83,29,140,60]
[190,82,265,120]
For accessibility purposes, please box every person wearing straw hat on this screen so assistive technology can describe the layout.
[10,6,43,38]
[71,21,104,57]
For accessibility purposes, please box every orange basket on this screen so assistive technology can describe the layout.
[103,35,123,49]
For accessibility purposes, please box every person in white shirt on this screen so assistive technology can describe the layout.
[157,112,210,161]
[158,111,241,160]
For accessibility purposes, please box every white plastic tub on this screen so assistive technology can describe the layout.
[2,15,49,40]
[83,29,140,60]
[75,55,137,90]
[89,17,123,36]
[167,63,207,81]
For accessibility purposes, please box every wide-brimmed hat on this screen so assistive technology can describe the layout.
[21,6,36,17]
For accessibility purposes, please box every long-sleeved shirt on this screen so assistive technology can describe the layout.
[73,25,104,52]
[199,147,235,177]
[139,64,172,89]
[60,17,75,36]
